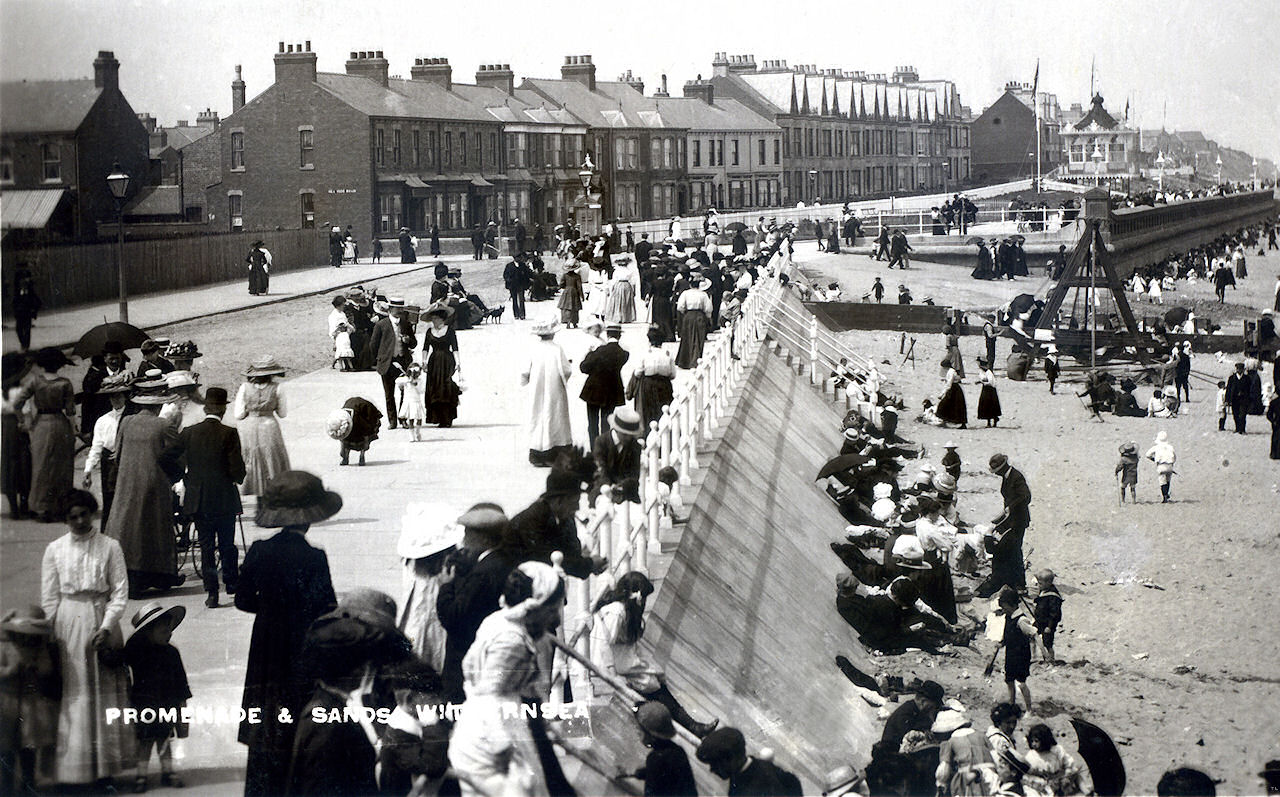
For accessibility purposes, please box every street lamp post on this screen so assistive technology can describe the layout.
[1156,151,1165,192]
[1091,144,1104,187]
[1252,158,1259,191]
[1215,154,1223,185]
[106,163,131,324]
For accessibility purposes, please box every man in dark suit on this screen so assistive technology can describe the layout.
[503,253,532,320]
[172,387,246,607]
[1225,361,1253,434]
[634,232,653,264]
[696,727,803,796]
[469,226,484,260]
[579,324,630,443]
[978,453,1032,597]
[591,407,643,505]
[513,218,527,253]
[505,470,606,581]
[436,503,513,703]
[368,301,403,428]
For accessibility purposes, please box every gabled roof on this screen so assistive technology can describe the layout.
[159,124,216,150]
[519,78,684,130]
[0,79,101,134]
[726,72,802,117]
[315,73,496,122]
[649,96,780,133]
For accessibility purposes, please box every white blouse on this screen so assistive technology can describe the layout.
[84,407,123,476]
[41,530,129,632]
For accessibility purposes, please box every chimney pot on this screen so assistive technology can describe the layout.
[351,51,358,59]
[305,40,310,51]
[279,42,285,53]
[376,50,383,58]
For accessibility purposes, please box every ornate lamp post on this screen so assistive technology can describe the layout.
[1215,154,1223,185]
[1090,144,1104,187]
[106,163,131,323]
[1155,151,1165,192]
[1252,157,1259,191]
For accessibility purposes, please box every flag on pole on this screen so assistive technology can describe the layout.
[1032,59,1039,101]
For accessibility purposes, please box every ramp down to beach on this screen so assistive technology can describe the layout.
[639,342,883,788]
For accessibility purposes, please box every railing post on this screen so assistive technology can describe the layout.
[809,316,820,385]
[646,426,661,548]
[659,407,673,474]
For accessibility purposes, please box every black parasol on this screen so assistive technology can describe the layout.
[724,221,748,233]
[816,453,872,480]
[73,322,150,358]
[966,236,986,245]
[1008,293,1037,316]
[1163,307,1190,327]
[1070,716,1126,797]
[1007,234,1026,243]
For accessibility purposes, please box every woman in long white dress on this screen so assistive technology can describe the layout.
[605,260,637,324]
[41,490,133,789]
[234,356,290,495]
[585,265,610,321]
[521,321,573,467]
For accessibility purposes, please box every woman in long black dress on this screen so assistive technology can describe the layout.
[246,241,270,296]
[937,358,968,429]
[649,266,677,343]
[2,352,33,519]
[420,308,461,427]
[976,357,1002,427]
[19,348,77,522]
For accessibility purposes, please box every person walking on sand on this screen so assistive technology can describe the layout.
[1144,430,1177,503]
[997,587,1035,712]
[1115,442,1139,504]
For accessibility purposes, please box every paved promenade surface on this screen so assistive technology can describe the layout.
[0,261,677,794]
[1,254,479,352]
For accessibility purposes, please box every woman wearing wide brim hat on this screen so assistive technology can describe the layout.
[395,503,461,672]
[17,348,78,522]
[934,708,999,796]
[674,271,713,370]
[236,470,339,797]
[247,239,271,296]
[164,340,203,372]
[106,376,185,596]
[523,319,573,466]
[160,370,204,430]
[235,356,291,496]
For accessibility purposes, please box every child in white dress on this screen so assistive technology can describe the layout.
[396,363,428,441]
[334,322,355,371]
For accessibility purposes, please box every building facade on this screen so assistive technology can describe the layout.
[1058,94,1140,186]
[970,82,1063,184]
[0,51,151,240]
[707,55,971,205]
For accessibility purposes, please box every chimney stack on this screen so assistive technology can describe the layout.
[410,57,452,90]
[683,76,714,105]
[654,73,669,97]
[475,63,516,95]
[136,113,156,133]
[273,41,317,85]
[345,49,390,88]
[712,51,731,77]
[231,64,246,112]
[560,54,596,92]
[93,50,120,92]
[618,69,644,95]
[197,108,220,127]
[726,54,757,74]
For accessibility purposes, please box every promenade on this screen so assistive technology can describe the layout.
[0,261,676,795]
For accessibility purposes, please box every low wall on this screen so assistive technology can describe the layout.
[807,300,952,333]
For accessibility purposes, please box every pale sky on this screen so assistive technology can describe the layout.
[3,0,1278,162]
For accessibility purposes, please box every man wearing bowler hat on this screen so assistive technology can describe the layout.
[80,340,131,442]
[579,324,630,444]
[978,453,1031,597]
[169,386,246,608]
[617,702,698,796]
[369,299,406,428]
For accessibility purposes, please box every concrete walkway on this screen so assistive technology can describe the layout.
[2,253,481,352]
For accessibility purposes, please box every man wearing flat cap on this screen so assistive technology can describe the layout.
[977,453,1031,597]
[435,503,514,703]
[696,726,802,796]
[506,468,606,580]
[169,386,246,608]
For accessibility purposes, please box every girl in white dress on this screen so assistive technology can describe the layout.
[395,363,428,442]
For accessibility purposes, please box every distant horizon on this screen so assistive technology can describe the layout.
[2,0,1277,164]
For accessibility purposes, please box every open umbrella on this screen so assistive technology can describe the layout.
[816,453,872,480]
[1070,716,1126,797]
[724,221,748,233]
[74,321,149,358]
[1007,234,1026,244]
[1008,293,1037,316]
[1163,307,1190,327]
[965,236,986,245]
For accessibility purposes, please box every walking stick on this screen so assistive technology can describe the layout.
[983,641,1005,677]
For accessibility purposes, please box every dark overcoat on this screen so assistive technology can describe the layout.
[579,341,629,408]
[175,416,245,516]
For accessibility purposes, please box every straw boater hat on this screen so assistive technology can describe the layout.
[1,606,53,637]
[96,372,134,395]
[244,355,286,378]
[130,378,175,405]
[255,470,343,528]
[397,503,463,560]
[608,407,644,438]
[129,602,186,638]
[532,319,560,338]
[165,370,200,391]
[891,535,931,569]
[822,765,867,797]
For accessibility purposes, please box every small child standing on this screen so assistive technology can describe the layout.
[1144,430,1177,503]
[656,465,687,526]
[1115,442,1139,503]
[0,607,60,796]
[396,363,428,442]
[997,586,1035,712]
[334,322,355,371]
[1032,569,1063,664]
[1216,380,1227,431]
[941,442,961,484]
[872,276,885,303]
[124,603,191,793]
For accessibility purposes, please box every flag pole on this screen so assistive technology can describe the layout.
[1034,61,1042,194]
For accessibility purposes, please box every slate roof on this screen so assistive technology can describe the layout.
[650,96,780,133]
[1071,95,1123,131]
[0,79,100,134]
[315,73,495,122]
[521,78,689,129]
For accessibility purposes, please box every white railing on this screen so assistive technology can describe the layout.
[558,272,781,699]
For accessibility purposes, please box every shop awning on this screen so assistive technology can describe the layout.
[1,188,67,230]
[404,174,430,189]
[470,176,494,188]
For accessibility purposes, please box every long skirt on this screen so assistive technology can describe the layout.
[1271,421,1280,460]
[675,312,709,369]
[633,374,674,431]
[239,415,290,495]
[28,413,74,516]
[946,345,965,378]
[425,350,460,425]
[1,413,32,500]
[449,693,549,797]
[52,596,132,784]
[248,265,269,295]
[350,330,374,371]
[916,558,958,624]
[651,296,676,342]
[977,384,1002,420]
[937,383,968,426]
[605,280,636,324]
